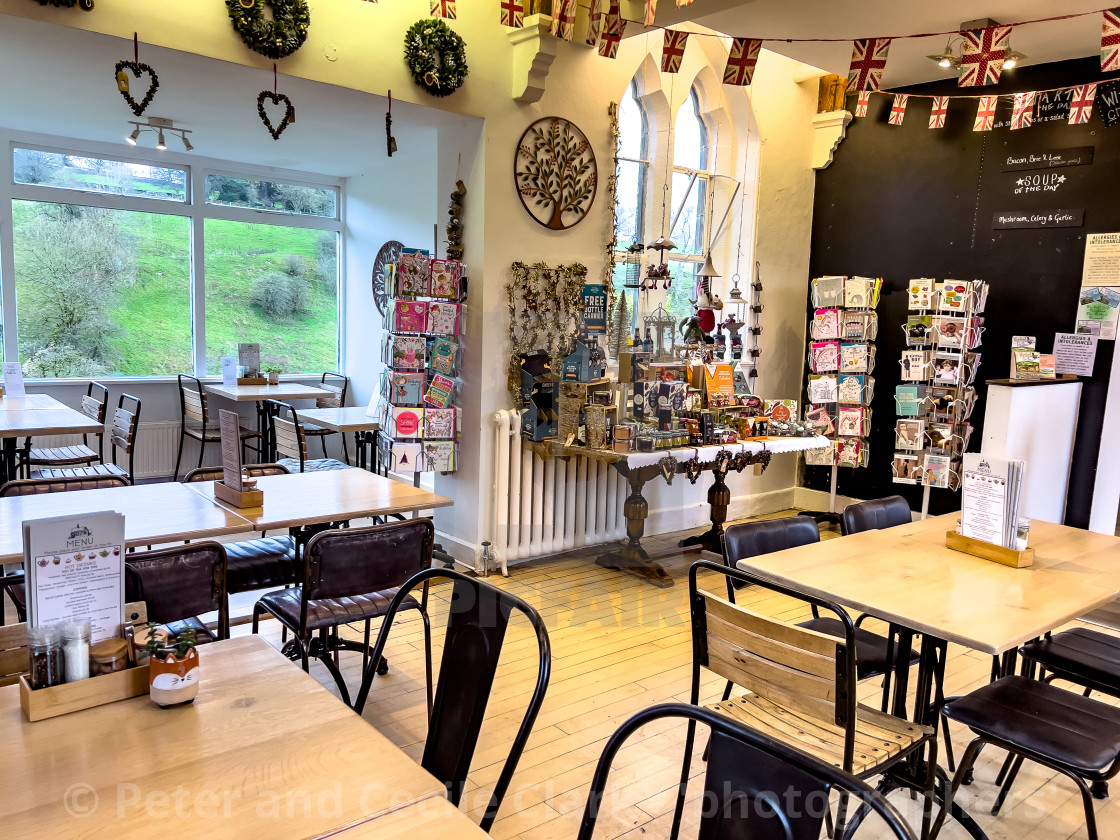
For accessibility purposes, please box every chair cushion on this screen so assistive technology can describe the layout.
[27,445,99,466]
[798,617,920,681]
[1020,628,1120,692]
[161,616,218,645]
[944,675,1120,775]
[301,423,334,436]
[257,585,419,633]
[224,536,298,594]
[276,458,352,473]
[33,464,127,480]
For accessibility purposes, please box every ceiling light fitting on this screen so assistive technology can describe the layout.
[125,117,193,152]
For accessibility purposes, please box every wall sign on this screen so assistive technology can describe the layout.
[993,209,1084,229]
[1000,146,1094,172]
[1035,89,1073,123]
[1010,172,1068,195]
[1098,81,1120,128]
[581,283,607,334]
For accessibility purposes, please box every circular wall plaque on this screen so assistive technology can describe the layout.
[514,117,597,231]
[372,240,403,316]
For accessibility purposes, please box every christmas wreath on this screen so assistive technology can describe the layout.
[35,0,94,9]
[403,19,468,98]
[226,0,310,60]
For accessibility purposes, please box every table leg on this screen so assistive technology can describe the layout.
[678,470,730,553]
[1,438,16,484]
[596,465,673,588]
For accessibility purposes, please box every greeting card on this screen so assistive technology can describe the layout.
[390,372,425,406]
[895,419,925,450]
[424,374,456,408]
[908,278,934,310]
[810,341,839,373]
[390,335,426,370]
[426,301,461,336]
[807,374,837,404]
[429,260,461,299]
[836,439,862,467]
[893,452,919,484]
[837,374,865,405]
[397,251,430,296]
[938,281,968,312]
[394,300,428,333]
[840,342,869,373]
[427,337,459,375]
[390,442,422,473]
[423,441,456,472]
[837,406,864,437]
[423,407,457,439]
[812,309,841,340]
[900,350,927,381]
[906,315,932,345]
[391,406,423,439]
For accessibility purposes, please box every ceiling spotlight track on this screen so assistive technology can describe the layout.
[125,116,193,151]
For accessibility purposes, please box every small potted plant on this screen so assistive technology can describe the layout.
[144,627,200,707]
[264,365,282,385]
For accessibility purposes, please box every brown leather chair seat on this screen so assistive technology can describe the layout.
[945,675,1120,775]
[276,457,351,473]
[223,535,298,594]
[162,616,219,645]
[799,615,920,680]
[1020,628,1120,695]
[257,586,419,633]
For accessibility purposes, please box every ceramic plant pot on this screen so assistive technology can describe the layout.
[268,370,280,385]
[149,648,199,707]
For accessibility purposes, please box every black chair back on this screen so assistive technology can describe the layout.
[303,519,434,604]
[353,568,551,833]
[578,703,917,840]
[0,475,129,496]
[182,463,291,483]
[124,542,229,640]
[841,496,912,535]
[722,517,820,598]
[317,372,349,407]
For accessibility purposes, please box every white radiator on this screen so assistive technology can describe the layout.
[491,409,626,569]
[28,421,220,480]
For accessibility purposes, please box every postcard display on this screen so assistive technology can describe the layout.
[893,279,989,513]
[376,249,465,474]
[804,276,881,474]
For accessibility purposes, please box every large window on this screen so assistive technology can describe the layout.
[613,82,649,333]
[2,145,341,379]
[666,88,714,324]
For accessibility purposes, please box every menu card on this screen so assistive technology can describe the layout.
[218,409,243,492]
[2,361,26,397]
[221,356,237,386]
[238,343,261,377]
[960,453,1025,549]
[25,512,125,643]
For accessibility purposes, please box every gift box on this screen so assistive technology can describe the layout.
[397,251,430,296]
[429,260,462,299]
[394,300,428,333]
[423,407,457,440]
[426,301,460,336]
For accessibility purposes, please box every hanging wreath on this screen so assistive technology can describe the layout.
[35,0,94,8]
[403,19,468,98]
[226,0,310,60]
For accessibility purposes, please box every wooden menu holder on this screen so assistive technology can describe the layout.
[945,530,1034,568]
[213,480,263,509]
[237,377,267,385]
[20,665,150,722]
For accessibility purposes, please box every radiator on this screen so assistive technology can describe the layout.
[491,409,626,568]
[28,421,220,480]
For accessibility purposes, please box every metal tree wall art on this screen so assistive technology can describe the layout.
[515,117,597,231]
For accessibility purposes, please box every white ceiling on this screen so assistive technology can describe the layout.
[652,0,1107,86]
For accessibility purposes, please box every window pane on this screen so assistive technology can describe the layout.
[205,175,337,218]
[665,262,699,327]
[615,160,645,249]
[618,84,645,160]
[673,92,707,170]
[670,171,707,256]
[13,201,191,377]
[13,148,186,202]
[204,220,339,374]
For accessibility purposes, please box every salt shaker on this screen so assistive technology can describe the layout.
[62,618,91,682]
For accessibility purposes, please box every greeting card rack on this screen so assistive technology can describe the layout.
[375,247,466,476]
[892,279,989,517]
[802,275,881,521]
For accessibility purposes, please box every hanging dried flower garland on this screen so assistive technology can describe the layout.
[226,0,310,60]
[506,261,588,394]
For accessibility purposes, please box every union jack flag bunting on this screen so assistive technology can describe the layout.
[550,0,576,40]
[645,0,657,26]
[429,0,455,19]
[598,3,623,58]
[723,38,762,86]
[846,38,891,92]
[1069,84,1098,125]
[1103,9,1120,72]
[888,94,908,126]
[585,0,601,46]
[854,91,871,117]
[973,96,998,131]
[662,30,689,73]
[928,96,948,129]
[959,25,1011,87]
[676,0,694,5]
[500,0,523,28]
[1011,92,1036,130]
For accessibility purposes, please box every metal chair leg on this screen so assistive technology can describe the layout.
[991,755,1024,816]
[930,738,984,840]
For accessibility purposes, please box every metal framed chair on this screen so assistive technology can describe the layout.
[21,382,108,477]
[124,542,230,644]
[174,374,261,481]
[353,567,552,833]
[252,518,436,706]
[33,393,142,484]
[0,474,130,624]
[841,495,914,535]
[299,372,350,462]
[265,399,350,473]
[579,703,918,840]
[674,559,937,840]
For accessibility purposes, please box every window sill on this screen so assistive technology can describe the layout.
[17,374,328,387]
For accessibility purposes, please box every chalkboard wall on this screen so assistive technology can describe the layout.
[807,57,1120,526]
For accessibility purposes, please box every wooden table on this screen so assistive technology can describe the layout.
[187,469,453,531]
[0,635,447,839]
[297,407,380,470]
[205,382,334,462]
[0,482,253,564]
[0,394,71,411]
[331,798,487,839]
[0,405,105,483]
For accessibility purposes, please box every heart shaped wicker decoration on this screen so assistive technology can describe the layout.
[257,90,295,140]
[658,455,676,486]
[115,60,159,117]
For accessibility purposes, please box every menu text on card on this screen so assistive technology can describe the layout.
[1081,233,1120,288]
[218,409,244,492]
[2,362,26,397]
[238,343,261,377]
[25,512,125,643]
[221,356,237,386]
[1053,332,1097,376]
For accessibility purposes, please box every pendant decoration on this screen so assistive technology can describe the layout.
[658,455,677,485]
[683,456,705,485]
[114,35,159,117]
[226,0,310,60]
[386,90,398,156]
[257,65,295,140]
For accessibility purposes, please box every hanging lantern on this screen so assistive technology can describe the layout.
[623,241,643,289]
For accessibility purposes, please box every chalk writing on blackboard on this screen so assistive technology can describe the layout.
[1000,146,1094,172]
[992,209,1084,229]
[1098,81,1120,128]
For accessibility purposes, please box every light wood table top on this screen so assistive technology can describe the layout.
[205,382,333,402]
[0,482,253,564]
[735,513,1120,656]
[0,394,69,411]
[333,797,487,839]
[0,407,103,438]
[297,407,381,434]
[187,469,453,530]
[0,635,446,840]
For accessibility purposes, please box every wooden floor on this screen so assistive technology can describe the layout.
[7,510,1116,839]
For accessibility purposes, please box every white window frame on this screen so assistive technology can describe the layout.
[0,129,345,383]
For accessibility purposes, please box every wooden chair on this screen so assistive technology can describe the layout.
[299,372,350,462]
[580,703,918,840]
[32,393,141,484]
[673,559,937,840]
[174,374,260,481]
[265,399,350,473]
[125,543,229,644]
[352,567,552,833]
[21,382,108,477]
